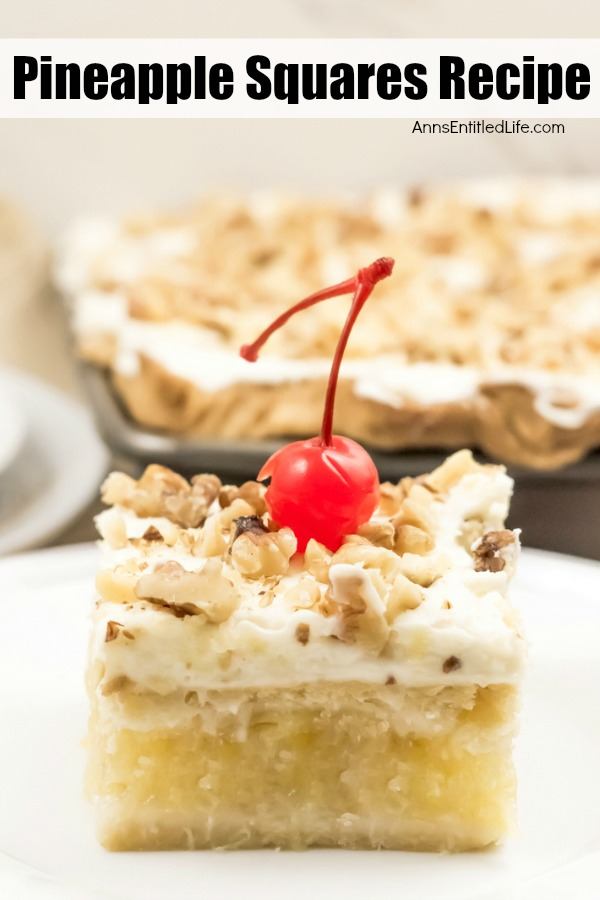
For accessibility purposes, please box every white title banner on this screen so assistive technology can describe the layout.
[0,38,597,118]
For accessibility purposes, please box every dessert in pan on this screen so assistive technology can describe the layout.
[60,179,600,469]
[86,261,525,851]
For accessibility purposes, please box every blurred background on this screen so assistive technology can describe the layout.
[1,0,600,556]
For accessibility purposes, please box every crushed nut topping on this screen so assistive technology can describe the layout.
[219,481,267,516]
[394,523,433,556]
[327,564,390,653]
[230,526,297,579]
[304,539,332,583]
[425,450,481,493]
[105,620,122,642]
[284,580,321,610]
[473,530,515,572]
[356,519,395,549]
[101,465,222,528]
[135,559,238,623]
[233,515,268,540]
[442,655,462,673]
[295,622,310,645]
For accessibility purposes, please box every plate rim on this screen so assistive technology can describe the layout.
[0,367,109,556]
[1,543,599,900]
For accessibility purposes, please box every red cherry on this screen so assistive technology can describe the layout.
[258,436,379,552]
[241,256,394,553]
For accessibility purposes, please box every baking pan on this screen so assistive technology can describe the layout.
[79,362,600,559]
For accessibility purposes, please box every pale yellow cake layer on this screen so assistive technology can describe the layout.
[87,682,517,852]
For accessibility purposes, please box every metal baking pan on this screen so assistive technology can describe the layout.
[79,362,600,559]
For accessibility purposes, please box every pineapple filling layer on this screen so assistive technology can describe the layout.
[88,684,516,850]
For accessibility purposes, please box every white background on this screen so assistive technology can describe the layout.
[0,1,600,233]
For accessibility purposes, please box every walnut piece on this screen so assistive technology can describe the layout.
[394,523,434,556]
[356,519,395,549]
[96,508,128,549]
[284,580,321,610]
[387,573,423,620]
[96,563,139,604]
[295,622,310,645]
[135,559,238,622]
[105,620,122,642]
[101,465,221,528]
[230,527,297,579]
[304,539,332,583]
[105,620,134,642]
[327,563,390,653]
[219,481,267,516]
[425,449,481,493]
[443,655,462,673]
[193,498,255,558]
[473,530,515,572]
[233,515,268,540]
[393,483,437,534]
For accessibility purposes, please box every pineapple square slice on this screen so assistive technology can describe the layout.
[86,451,524,851]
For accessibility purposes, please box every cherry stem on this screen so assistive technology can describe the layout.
[240,256,395,445]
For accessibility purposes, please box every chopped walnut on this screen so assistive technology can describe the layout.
[191,473,222,505]
[356,519,395,549]
[327,563,390,653]
[165,473,221,528]
[394,523,434,556]
[304,539,332,583]
[393,483,437,534]
[284,580,321,610]
[396,551,449,588]
[96,508,128,549]
[295,622,310,645]
[387,573,423,620]
[101,465,221,528]
[135,559,238,622]
[96,563,139,604]
[443,655,462,673]
[230,526,297,579]
[473,530,516,572]
[377,481,406,516]
[219,481,267,516]
[332,542,402,580]
[105,620,122,642]
[233,515,267,540]
[105,620,135,642]
[193,498,255,558]
[425,449,481,493]
[193,514,228,558]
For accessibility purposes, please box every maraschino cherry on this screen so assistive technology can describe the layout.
[240,256,395,552]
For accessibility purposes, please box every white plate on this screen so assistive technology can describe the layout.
[1,544,599,900]
[0,368,108,555]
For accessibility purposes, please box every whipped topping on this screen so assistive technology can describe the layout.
[57,185,600,433]
[73,290,600,429]
[90,465,525,698]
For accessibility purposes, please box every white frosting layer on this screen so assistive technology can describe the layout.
[91,466,525,695]
[72,289,600,430]
[58,191,600,432]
